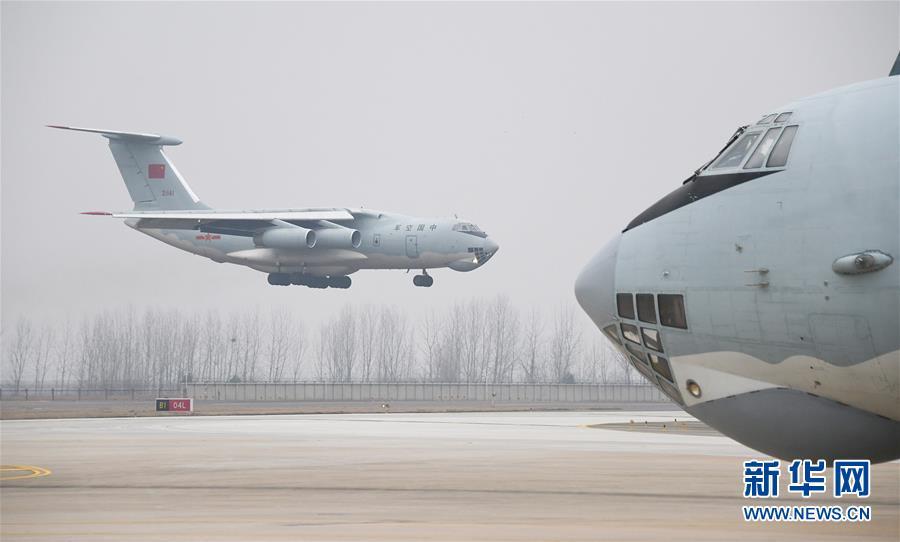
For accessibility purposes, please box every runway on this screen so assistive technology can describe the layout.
[2,410,898,541]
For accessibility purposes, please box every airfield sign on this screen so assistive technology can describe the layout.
[156,398,193,413]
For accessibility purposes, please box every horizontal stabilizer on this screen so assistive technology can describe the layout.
[48,125,183,146]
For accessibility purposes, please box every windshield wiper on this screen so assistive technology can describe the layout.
[684,125,749,184]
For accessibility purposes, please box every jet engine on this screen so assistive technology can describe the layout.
[314,228,362,249]
[254,226,317,249]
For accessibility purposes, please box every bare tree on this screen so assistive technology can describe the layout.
[419,309,443,381]
[437,303,464,382]
[224,314,241,382]
[377,307,411,381]
[32,326,53,392]
[288,318,307,381]
[54,318,73,389]
[547,306,581,383]
[460,301,486,382]
[268,308,301,381]
[485,295,519,383]
[0,299,672,388]
[237,311,262,382]
[199,310,223,381]
[357,306,378,382]
[520,308,543,383]
[7,318,34,391]
[317,306,358,381]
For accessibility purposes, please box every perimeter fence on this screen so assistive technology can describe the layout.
[0,387,182,401]
[0,383,668,403]
[186,382,668,403]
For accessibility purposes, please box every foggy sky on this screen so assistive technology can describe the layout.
[2,1,897,329]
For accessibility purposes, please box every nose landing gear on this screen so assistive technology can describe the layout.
[413,270,433,287]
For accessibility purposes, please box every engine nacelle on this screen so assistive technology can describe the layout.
[254,227,317,249]
[315,228,362,249]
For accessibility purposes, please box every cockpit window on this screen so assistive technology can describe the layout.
[453,222,481,232]
[766,125,798,167]
[710,132,760,169]
[774,112,792,123]
[453,222,487,238]
[756,114,777,125]
[658,294,687,329]
[744,127,781,169]
[616,293,635,319]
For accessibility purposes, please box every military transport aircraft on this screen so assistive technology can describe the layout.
[576,55,900,462]
[51,126,499,289]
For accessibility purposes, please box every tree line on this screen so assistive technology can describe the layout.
[2,296,641,391]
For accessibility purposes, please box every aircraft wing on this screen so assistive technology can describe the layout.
[110,209,354,221]
[87,208,356,237]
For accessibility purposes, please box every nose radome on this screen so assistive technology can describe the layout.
[574,235,620,329]
[485,238,500,254]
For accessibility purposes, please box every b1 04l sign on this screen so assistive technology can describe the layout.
[156,398,193,413]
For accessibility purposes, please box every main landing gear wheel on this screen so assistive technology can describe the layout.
[268,273,351,289]
[267,273,291,286]
[413,271,433,287]
[328,276,352,289]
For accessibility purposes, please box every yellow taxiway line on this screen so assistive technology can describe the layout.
[0,465,52,481]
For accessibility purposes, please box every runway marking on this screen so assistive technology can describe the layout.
[583,420,720,436]
[0,465,52,481]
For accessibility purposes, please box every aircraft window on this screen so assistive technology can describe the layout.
[756,114,777,125]
[649,354,674,383]
[744,127,782,169]
[710,132,761,169]
[658,294,687,329]
[616,293,635,319]
[636,294,657,324]
[620,323,641,344]
[641,328,663,352]
[655,375,683,404]
[631,357,655,380]
[774,112,792,123]
[766,125,798,168]
[452,222,482,232]
[625,342,648,364]
[601,324,622,346]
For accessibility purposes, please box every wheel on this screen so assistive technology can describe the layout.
[329,276,351,289]
[424,275,434,287]
[306,277,328,289]
[267,273,290,286]
[290,273,308,286]
[413,275,424,287]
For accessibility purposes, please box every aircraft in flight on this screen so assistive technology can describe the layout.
[51,126,499,289]
[576,54,900,462]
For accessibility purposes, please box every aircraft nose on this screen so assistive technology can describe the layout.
[574,235,620,328]
[485,238,500,254]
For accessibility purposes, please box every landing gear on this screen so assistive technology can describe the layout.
[268,273,351,289]
[328,276,352,289]
[267,273,291,286]
[413,270,433,288]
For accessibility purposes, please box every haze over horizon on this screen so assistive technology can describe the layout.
[2,2,897,330]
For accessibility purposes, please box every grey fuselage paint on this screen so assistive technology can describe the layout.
[576,74,899,462]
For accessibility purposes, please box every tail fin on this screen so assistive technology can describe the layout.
[48,125,209,211]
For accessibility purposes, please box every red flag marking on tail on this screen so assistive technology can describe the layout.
[148,164,166,179]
